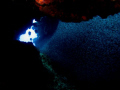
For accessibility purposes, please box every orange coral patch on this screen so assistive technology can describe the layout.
[35,0,54,5]
[82,16,87,20]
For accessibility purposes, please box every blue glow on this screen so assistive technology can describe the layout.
[32,19,37,23]
[19,25,38,46]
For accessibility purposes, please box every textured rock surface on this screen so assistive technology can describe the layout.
[40,13,120,89]
[35,0,120,22]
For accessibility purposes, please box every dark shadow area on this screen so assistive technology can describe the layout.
[0,41,55,89]
[0,0,55,89]
[49,58,120,89]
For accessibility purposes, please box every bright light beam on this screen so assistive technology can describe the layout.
[19,26,37,46]
[18,19,38,46]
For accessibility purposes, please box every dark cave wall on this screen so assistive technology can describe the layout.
[1,0,42,40]
[0,40,55,89]
[35,0,120,22]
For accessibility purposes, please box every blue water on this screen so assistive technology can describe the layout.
[40,13,120,82]
[18,13,120,82]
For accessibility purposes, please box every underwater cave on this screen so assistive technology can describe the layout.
[1,0,120,89]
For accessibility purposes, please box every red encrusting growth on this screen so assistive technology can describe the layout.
[35,0,54,5]
[81,16,87,20]
[35,0,120,22]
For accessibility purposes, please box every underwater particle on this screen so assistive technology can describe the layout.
[32,19,37,23]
